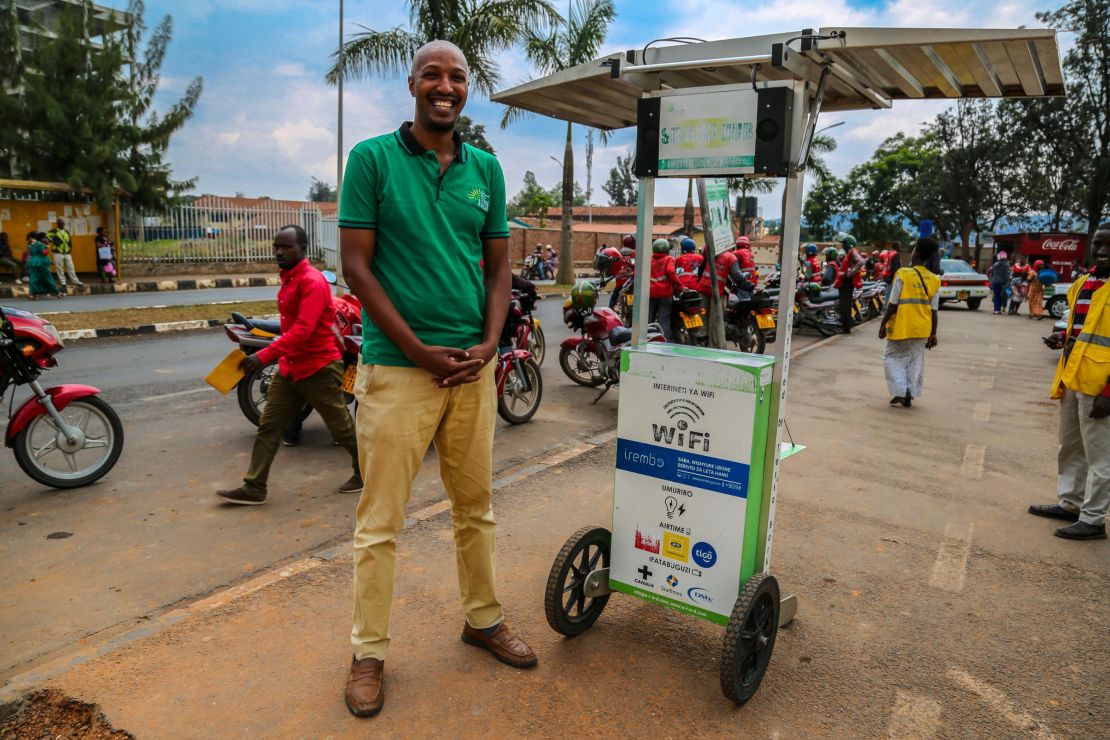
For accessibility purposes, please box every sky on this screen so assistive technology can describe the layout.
[125,0,1069,218]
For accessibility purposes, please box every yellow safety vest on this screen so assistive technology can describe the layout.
[49,228,72,254]
[1051,275,1110,398]
[886,266,939,340]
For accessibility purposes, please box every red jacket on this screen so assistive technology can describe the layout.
[697,250,738,296]
[256,259,341,380]
[649,253,683,298]
[835,248,865,289]
[805,256,822,282]
[675,253,704,289]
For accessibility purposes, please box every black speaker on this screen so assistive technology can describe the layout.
[735,196,758,218]
[634,97,661,177]
[754,87,792,177]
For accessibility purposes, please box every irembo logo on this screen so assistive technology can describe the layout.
[652,398,711,452]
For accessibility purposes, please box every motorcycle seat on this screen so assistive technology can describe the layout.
[609,326,632,345]
[817,289,840,302]
[249,318,282,335]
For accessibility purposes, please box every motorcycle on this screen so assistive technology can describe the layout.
[1,305,124,488]
[724,288,777,354]
[511,283,546,365]
[521,253,545,281]
[793,283,844,337]
[559,284,666,402]
[496,292,544,424]
[673,287,709,346]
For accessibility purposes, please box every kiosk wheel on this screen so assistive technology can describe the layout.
[720,573,780,705]
[545,526,611,637]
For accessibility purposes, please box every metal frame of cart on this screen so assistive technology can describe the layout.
[493,25,1063,704]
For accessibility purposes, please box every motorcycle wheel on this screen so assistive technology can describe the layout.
[13,395,124,489]
[497,358,543,424]
[237,358,278,426]
[527,321,546,366]
[731,317,766,354]
[559,345,605,387]
[817,308,841,337]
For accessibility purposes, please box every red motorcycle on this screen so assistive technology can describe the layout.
[495,290,543,424]
[1,305,124,488]
[558,282,665,402]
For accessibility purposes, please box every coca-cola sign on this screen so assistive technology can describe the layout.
[1041,237,1080,252]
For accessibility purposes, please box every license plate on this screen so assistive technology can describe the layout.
[625,293,634,305]
[755,313,775,329]
[341,364,357,394]
[682,313,704,329]
[957,290,969,300]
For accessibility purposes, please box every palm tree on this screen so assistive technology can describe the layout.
[501,0,617,285]
[326,0,561,96]
[806,133,838,183]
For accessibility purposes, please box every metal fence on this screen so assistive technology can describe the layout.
[120,199,327,263]
[320,215,339,270]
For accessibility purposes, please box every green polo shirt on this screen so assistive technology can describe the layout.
[339,122,509,367]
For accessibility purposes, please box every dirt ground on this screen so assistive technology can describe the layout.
[1,690,131,738]
[44,300,278,331]
[3,308,1106,737]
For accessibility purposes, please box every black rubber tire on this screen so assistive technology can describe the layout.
[497,358,543,425]
[559,345,605,387]
[1047,295,1068,319]
[966,297,982,311]
[237,358,278,426]
[720,573,780,705]
[527,321,546,366]
[733,317,766,354]
[12,395,125,489]
[545,526,612,637]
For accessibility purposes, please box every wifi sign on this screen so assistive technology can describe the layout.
[652,399,711,452]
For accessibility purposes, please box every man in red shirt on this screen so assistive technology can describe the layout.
[217,225,361,505]
[648,238,684,340]
[834,232,866,334]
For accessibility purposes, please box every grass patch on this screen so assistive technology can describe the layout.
[46,299,277,332]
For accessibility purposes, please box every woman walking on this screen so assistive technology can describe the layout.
[25,232,61,300]
[988,251,1011,314]
[1008,256,1029,314]
[878,238,940,407]
[1027,259,1046,319]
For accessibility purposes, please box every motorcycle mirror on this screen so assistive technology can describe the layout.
[321,270,338,285]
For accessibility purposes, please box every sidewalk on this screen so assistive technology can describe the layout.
[3,312,1106,736]
[0,272,281,300]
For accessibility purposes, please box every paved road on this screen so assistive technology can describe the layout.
[0,293,820,676]
[1,285,281,313]
[8,307,1105,737]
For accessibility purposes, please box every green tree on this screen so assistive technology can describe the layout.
[546,181,586,206]
[507,170,547,218]
[602,152,637,206]
[1,0,200,210]
[528,190,556,227]
[802,176,846,241]
[307,177,337,202]
[806,132,838,184]
[501,0,616,284]
[1030,0,1110,250]
[326,0,560,96]
[455,115,495,154]
[840,133,941,242]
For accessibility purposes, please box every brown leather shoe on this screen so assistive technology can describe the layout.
[461,622,538,668]
[345,656,384,717]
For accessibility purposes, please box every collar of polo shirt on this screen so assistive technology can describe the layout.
[395,121,468,163]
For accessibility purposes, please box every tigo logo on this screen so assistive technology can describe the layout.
[692,541,717,568]
[662,532,689,563]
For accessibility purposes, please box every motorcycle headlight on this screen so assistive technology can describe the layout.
[43,322,64,349]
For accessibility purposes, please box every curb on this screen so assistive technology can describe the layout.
[58,319,227,341]
[0,429,618,709]
[0,276,280,300]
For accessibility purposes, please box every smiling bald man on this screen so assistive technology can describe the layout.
[337,40,536,718]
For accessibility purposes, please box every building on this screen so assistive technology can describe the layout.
[10,0,130,59]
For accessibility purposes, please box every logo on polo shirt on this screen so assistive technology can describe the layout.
[467,187,490,212]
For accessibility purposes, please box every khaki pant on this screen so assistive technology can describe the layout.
[1057,389,1110,525]
[351,362,501,660]
[52,253,80,286]
[242,361,359,494]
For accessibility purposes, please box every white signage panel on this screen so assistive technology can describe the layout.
[657,90,758,177]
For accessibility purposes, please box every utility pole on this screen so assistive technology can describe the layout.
[336,0,344,198]
[586,128,594,224]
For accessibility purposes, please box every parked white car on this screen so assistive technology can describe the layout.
[1044,282,1072,319]
[937,259,990,310]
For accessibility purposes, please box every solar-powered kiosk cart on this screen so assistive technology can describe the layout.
[492,26,1063,705]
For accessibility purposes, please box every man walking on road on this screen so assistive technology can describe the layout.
[216,225,362,506]
[48,219,81,291]
[338,40,536,719]
[1030,223,1110,541]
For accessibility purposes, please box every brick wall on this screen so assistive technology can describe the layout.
[510,227,617,268]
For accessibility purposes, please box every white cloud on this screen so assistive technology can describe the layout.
[272,119,333,156]
[216,131,241,145]
[274,63,306,77]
